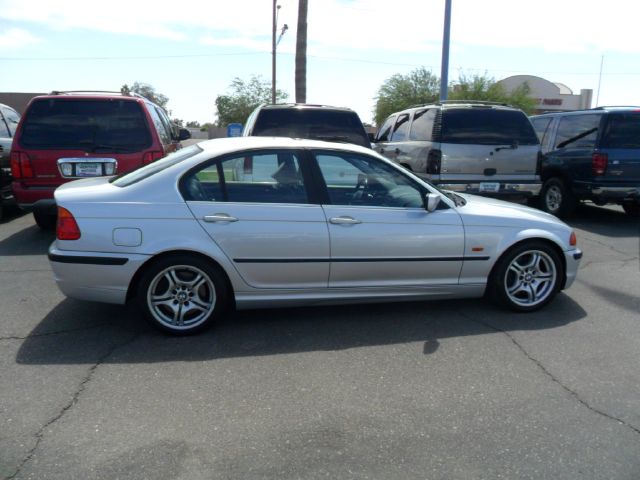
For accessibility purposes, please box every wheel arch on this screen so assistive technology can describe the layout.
[126,249,236,309]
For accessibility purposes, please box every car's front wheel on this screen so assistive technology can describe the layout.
[488,241,564,312]
[137,255,229,335]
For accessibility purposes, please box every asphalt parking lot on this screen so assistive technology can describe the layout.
[1,204,639,480]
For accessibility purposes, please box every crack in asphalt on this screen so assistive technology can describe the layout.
[579,233,639,259]
[0,323,111,341]
[460,311,640,437]
[4,332,143,480]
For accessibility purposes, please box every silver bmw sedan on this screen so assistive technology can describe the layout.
[48,137,582,335]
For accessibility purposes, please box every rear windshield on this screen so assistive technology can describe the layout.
[252,109,370,148]
[111,144,202,187]
[20,99,152,152]
[601,113,640,148]
[441,108,539,146]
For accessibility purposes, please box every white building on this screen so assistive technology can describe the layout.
[497,75,592,114]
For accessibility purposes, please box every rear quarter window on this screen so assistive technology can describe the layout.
[601,113,640,148]
[441,108,539,146]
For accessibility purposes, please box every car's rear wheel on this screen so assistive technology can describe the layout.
[137,255,229,335]
[540,177,576,218]
[622,202,640,217]
[33,210,57,230]
[488,241,564,312]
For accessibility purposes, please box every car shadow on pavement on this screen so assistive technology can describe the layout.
[568,204,640,238]
[0,224,54,256]
[16,293,587,365]
[0,205,27,224]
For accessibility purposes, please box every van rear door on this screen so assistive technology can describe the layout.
[598,112,640,181]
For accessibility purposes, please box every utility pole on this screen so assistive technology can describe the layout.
[271,0,278,104]
[439,0,452,101]
[295,0,308,103]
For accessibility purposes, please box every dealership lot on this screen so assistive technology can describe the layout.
[1,204,639,479]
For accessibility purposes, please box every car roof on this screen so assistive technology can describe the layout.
[29,91,150,104]
[391,101,520,116]
[257,103,358,113]
[194,136,375,156]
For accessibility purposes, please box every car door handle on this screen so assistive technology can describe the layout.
[378,148,385,154]
[203,213,238,223]
[329,216,362,225]
[394,148,401,154]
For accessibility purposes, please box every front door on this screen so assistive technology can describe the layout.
[312,150,465,288]
[185,149,330,289]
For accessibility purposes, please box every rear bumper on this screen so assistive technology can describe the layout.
[563,248,582,290]
[12,181,57,209]
[48,245,150,305]
[590,185,640,201]
[437,182,542,197]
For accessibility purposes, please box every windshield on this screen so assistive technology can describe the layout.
[111,144,202,187]
[20,98,152,151]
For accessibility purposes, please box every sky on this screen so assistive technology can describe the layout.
[0,0,638,125]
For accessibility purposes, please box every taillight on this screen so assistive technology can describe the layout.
[426,149,442,175]
[57,207,81,241]
[592,153,608,176]
[10,151,34,179]
[142,150,164,165]
[569,231,577,246]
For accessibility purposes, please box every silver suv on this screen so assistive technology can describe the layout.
[374,102,542,199]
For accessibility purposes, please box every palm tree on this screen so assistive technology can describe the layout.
[295,0,308,103]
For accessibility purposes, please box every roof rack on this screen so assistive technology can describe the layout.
[49,90,148,100]
[438,100,510,106]
[592,105,640,110]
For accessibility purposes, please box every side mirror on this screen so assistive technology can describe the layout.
[424,193,441,212]
[179,128,192,141]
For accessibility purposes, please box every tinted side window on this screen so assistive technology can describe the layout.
[252,109,370,147]
[183,151,308,204]
[375,115,396,142]
[155,106,176,143]
[390,114,410,142]
[441,108,539,145]
[409,109,435,141]
[315,151,424,208]
[530,117,553,143]
[0,111,10,137]
[555,114,601,149]
[148,105,171,144]
[601,113,640,148]
[20,99,151,151]
[2,107,20,136]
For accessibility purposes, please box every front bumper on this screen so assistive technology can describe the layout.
[48,245,150,304]
[437,182,542,198]
[563,248,582,290]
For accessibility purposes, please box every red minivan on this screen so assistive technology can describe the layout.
[10,91,190,228]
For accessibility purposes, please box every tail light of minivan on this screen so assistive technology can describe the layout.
[592,153,608,176]
[10,151,34,179]
[426,149,442,175]
[142,150,164,165]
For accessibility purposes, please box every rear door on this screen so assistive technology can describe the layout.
[184,148,330,289]
[439,108,540,185]
[598,112,640,180]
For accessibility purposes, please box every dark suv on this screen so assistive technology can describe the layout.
[10,91,190,227]
[531,107,640,217]
[243,103,371,148]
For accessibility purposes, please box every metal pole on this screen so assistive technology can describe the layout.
[439,0,452,101]
[595,55,604,107]
[272,0,277,104]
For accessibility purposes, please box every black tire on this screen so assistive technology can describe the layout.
[488,241,564,312]
[622,203,640,217]
[540,177,576,218]
[137,254,229,335]
[33,210,57,230]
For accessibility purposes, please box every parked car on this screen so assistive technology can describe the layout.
[48,137,581,335]
[530,107,640,217]
[243,103,371,148]
[374,101,542,201]
[0,103,21,219]
[9,90,191,228]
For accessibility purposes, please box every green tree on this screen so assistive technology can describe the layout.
[186,120,201,128]
[448,74,537,114]
[121,82,169,109]
[172,118,184,127]
[215,75,288,127]
[373,67,439,125]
